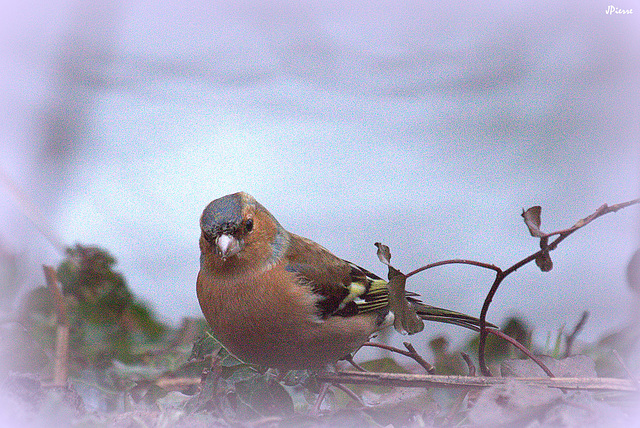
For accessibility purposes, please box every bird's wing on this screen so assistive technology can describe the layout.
[345,258,496,330]
[284,234,387,319]
[342,262,497,331]
[284,234,494,331]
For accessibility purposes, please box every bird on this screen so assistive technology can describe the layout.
[197,191,490,371]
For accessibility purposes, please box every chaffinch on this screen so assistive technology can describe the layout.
[197,192,487,370]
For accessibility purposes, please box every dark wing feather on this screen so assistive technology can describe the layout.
[285,234,362,318]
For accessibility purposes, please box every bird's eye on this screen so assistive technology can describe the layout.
[245,218,254,232]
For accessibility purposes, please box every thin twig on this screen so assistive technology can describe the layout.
[565,311,589,358]
[478,273,504,376]
[488,329,554,378]
[406,259,502,278]
[343,354,367,372]
[362,342,435,374]
[541,200,640,239]
[461,353,475,377]
[311,382,331,415]
[403,342,436,374]
[43,266,66,325]
[612,349,639,389]
[0,167,66,254]
[333,383,365,407]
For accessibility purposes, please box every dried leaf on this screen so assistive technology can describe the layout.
[536,237,553,272]
[387,275,424,334]
[535,254,553,271]
[156,391,191,412]
[190,331,244,367]
[375,243,424,334]
[375,242,392,266]
[521,206,545,237]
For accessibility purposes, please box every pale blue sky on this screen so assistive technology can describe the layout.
[1,1,639,350]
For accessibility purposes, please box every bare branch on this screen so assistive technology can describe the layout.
[343,354,367,372]
[333,383,365,407]
[316,371,638,393]
[406,259,502,278]
[478,198,640,376]
[311,383,331,415]
[542,200,640,239]
[461,352,475,377]
[43,266,66,325]
[403,342,436,374]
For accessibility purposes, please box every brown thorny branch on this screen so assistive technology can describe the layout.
[475,199,639,376]
[353,199,640,384]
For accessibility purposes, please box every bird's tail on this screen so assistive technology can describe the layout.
[409,297,496,332]
[355,275,496,332]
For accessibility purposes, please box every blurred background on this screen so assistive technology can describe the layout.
[1,0,639,358]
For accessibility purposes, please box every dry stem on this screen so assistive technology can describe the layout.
[316,371,638,392]
[43,265,69,386]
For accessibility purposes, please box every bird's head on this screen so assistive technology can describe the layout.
[199,192,288,267]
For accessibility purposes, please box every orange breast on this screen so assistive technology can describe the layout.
[196,264,378,370]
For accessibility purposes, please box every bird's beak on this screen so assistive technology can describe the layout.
[215,234,241,259]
